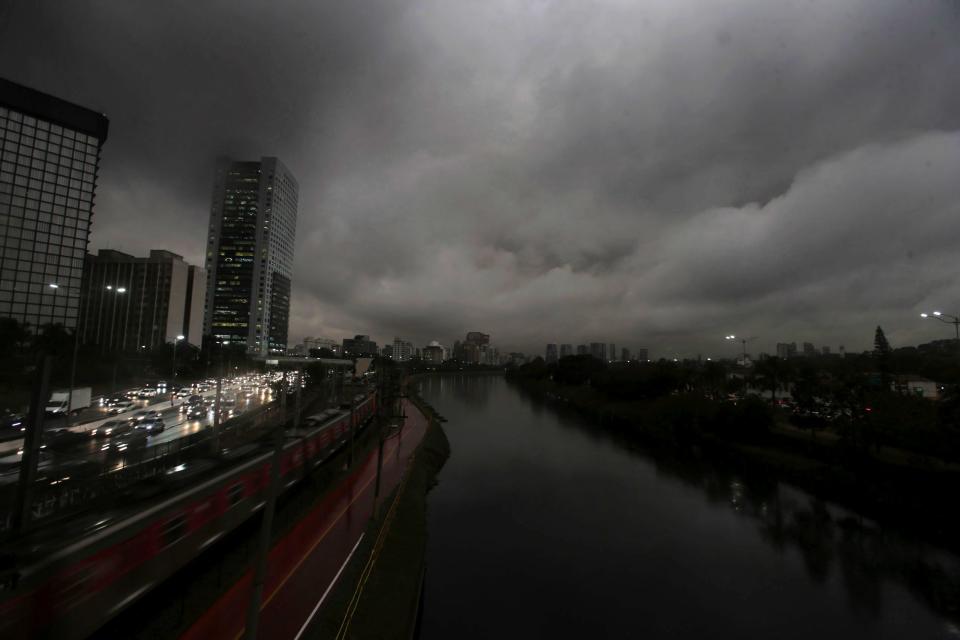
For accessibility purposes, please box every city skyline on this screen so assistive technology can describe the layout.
[1,2,958,356]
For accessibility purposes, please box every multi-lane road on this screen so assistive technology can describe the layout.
[0,377,276,463]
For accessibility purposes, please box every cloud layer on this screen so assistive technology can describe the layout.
[2,0,959,356]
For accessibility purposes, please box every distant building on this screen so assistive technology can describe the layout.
[893,375,939,399]
[822,346,831,355]
[621,347,630,362]
[576,344,588,356]
[560,344,573,358]
[608,343,616,362]
[802,342,817,356]
[462,331,491,364]
[507,352,525,365]
[839,345,846,358]
[776,343,790,359]
[635,348,648,362]
[393,336,414,361]
[204,156,299,356]
[545,343,558,364]
[79,249,206,350]
[380,344,393,359]
[589,342,606,361]
[423,342,444,365]
[343,334,378,358]
[0,78,109,333]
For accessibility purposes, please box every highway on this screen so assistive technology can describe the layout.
[181,398,428,640]
[0,376,280,470]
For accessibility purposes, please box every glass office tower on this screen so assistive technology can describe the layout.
[203,157,298,356]
[0,78,109,332]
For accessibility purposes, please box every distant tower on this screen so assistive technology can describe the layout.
[545,343,558,363]
[204,157,298,355]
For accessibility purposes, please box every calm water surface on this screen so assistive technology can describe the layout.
[418,375,960,639]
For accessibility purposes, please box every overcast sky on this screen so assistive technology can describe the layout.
[2,0,959,358]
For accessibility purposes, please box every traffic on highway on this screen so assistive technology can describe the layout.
[0,373,290,480]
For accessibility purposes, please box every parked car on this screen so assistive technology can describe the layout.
[90,420,134,439]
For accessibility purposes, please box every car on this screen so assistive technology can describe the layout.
[136,418,165,434]
[185,406,207,421]
[108,401,136,414]
[101,431,147,454]
[1,412,25,434]
[90,420,134,439]
[101,395,127,408]
[43,429,89,452]
[130,410,162,422]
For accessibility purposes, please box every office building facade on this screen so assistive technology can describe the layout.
[204,157,298,356]
[78,249,206,351]
[0,78,108,332]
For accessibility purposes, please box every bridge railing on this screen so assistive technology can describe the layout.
[0,391,319,535]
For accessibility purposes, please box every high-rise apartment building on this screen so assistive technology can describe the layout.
[204,157,298,356]
[78,249,206,350]
[636,348,649,362]
[559,344,573,358]
[0,78,108,332]
[621,347,630,362]
[608,343,616,362]
[393,336,414,361]
[545,343,558,363]
[590,342,606,361]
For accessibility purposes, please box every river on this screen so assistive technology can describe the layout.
[416,374,960,639]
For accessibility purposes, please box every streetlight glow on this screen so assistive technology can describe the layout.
[933,311,942,316]
[48,283,59,289]
[117,287,126,293]
[176,335,185,341]
[920,313,929,318]
[106,285,112,290]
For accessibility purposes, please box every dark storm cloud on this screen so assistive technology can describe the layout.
[2,0,959,357]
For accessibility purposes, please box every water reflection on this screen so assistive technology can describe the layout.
[419,375,960,639]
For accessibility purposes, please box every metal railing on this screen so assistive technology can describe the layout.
[0,391,322,535]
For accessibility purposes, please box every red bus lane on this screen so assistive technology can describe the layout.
[181,400,428,640]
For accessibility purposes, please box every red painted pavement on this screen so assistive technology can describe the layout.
[181,399,428,640]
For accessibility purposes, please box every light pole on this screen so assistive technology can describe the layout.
[101,285,126,354]
[920,311,960,359]
[171,334,184,405]
[49,283,82,431]
[725,335,756,366]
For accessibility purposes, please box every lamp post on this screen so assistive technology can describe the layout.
[920,311,960,360]
[49,283,82,431]
[725,334,756,366]
[171,334,184,405]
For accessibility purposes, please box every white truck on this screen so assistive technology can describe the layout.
[45,387,93,416]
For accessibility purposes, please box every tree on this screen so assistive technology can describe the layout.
[0,317,30,358]
[874,325,892,390]
[753,355,790,403]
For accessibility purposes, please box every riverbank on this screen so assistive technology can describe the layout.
[507,375,960,552]
[307,393,450,640]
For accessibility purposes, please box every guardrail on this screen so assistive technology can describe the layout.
[0,390,320,535]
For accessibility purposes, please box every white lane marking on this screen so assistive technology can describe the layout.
[294,533,365,640]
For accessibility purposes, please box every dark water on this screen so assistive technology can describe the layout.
[418,375,960,639]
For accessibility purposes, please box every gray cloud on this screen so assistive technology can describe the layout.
[2,0,959,357]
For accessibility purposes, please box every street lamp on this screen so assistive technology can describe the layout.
[920,310,960,359]
[171,335,185,404]
[49,282,82,431]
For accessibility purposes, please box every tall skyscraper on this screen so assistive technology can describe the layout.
[203,157,298,356]
[559,344,573,358]
[79,249,206,351]
[590,342,606,361]
[545,343,558,364]
[0,78,109,332]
